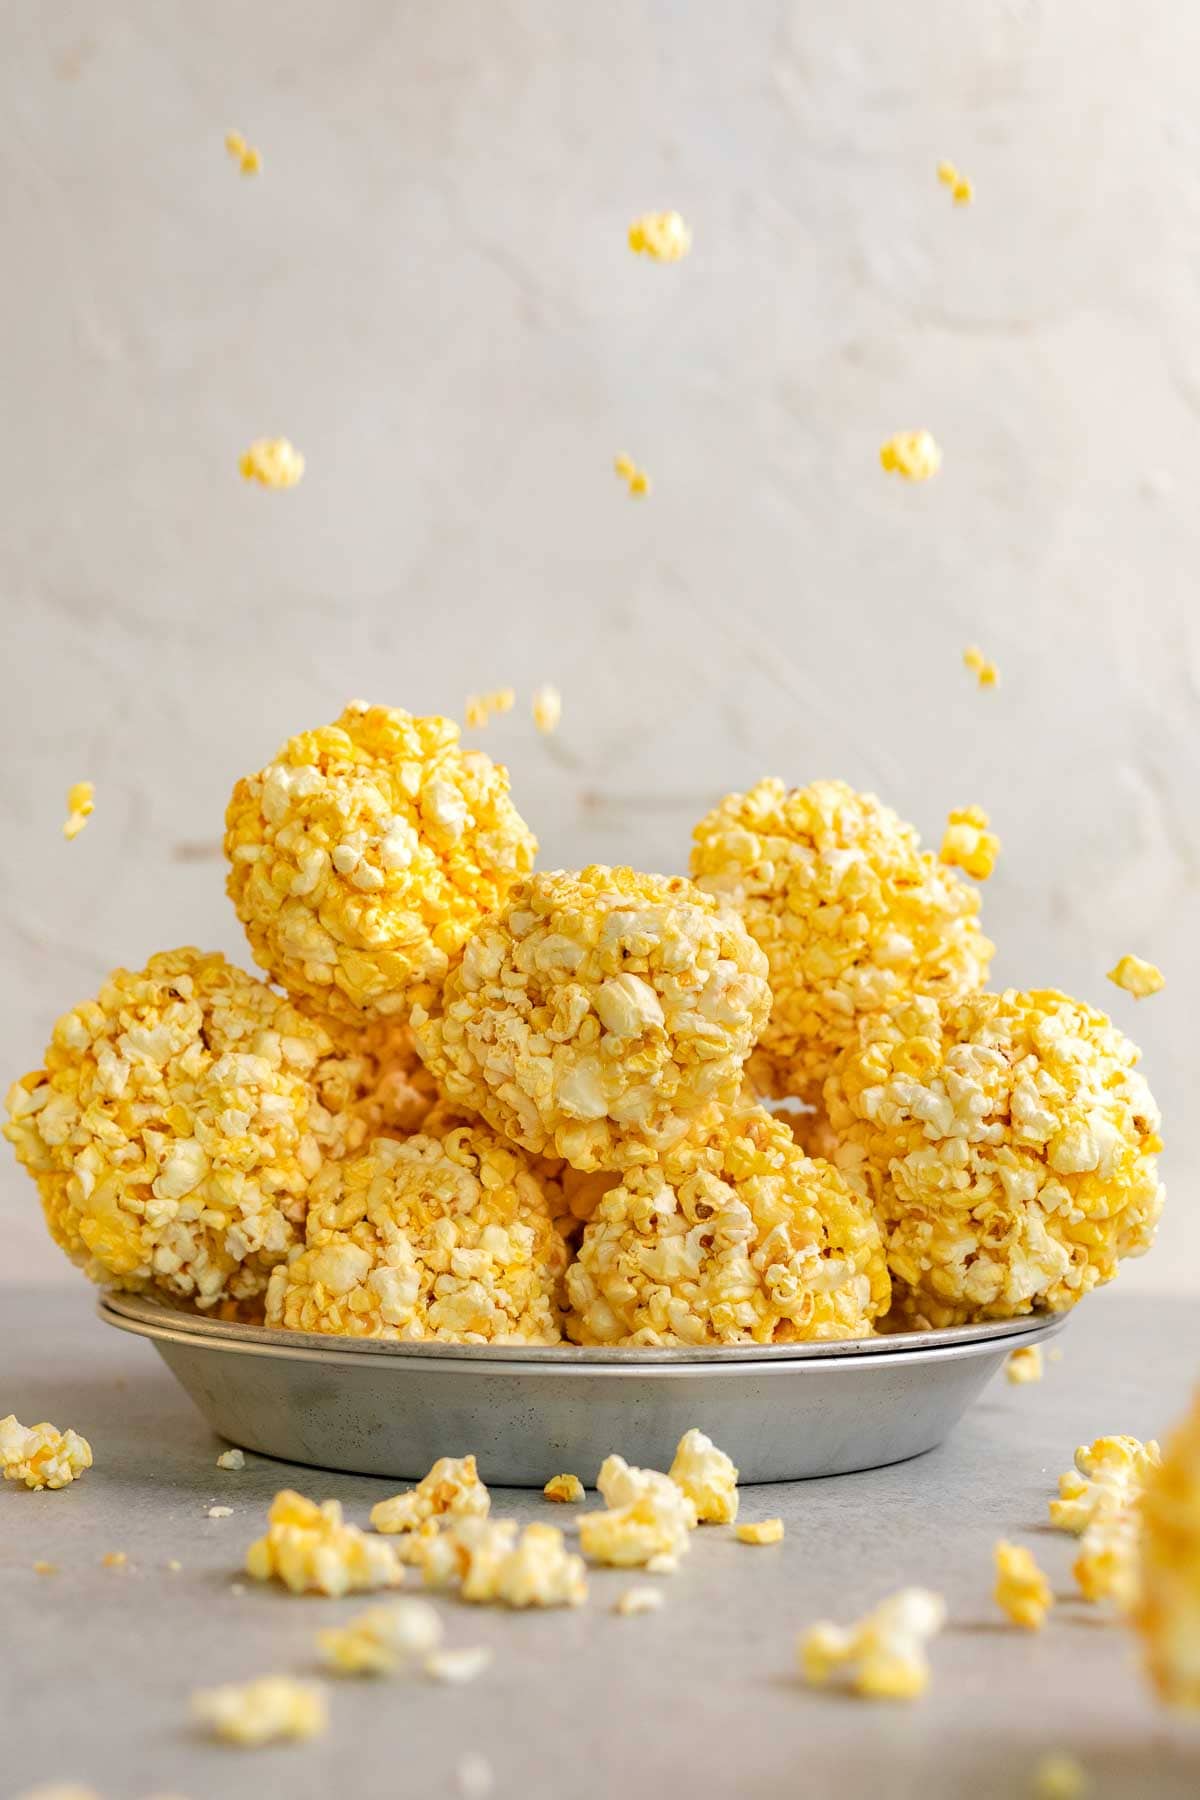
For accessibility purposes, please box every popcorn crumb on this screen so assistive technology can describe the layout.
[1006,1346,1044,1385]
[238,438,304,489]
[425,1646,493,1685]
[457,1752,495,1799]
[627,211,691,261]
[217,1448,245,1471]
[1108,955,1165,1001]
[614,1585,665,1616]
[246,1489,403,1596]
[940,804,1000,881]
[371,1455,490,1535]
[994,1540,1053,1630]
[191,1675,327,1747]
[464,689,516,731]
[937,160,974,205]
[62,781,94,842]
[669,1429,739,1524]
[799,1588,946,1701]
[318,1599,443,1674]
[531,685,562,734]
[102,1552,127,1568]
[1034,1753,1089,1799]
[166,1560,183,1573]
[963,644,999,688]
[207,1506,233,1519]
[544,1474,585,1505]
[33,1561,59,1575]
[879,431,942,481]
[0,1415,92,1490]
[224,129,262,176]
[736,1519,784,1546]
[614,453,651,497]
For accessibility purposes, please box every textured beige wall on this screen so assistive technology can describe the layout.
[2,1,1195,1289]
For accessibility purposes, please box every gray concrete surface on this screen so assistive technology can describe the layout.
[1,1283,1198,1798]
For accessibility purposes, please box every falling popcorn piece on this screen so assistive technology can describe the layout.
[940,805,1000,881]
[1034,1753,1089,1799]
[614,453,651,497]
[238,438,305,489]
[531,685,562,735]
[799,1588,946,1701]
[62,782,94,841]
[425,1646,493,1685]
[192,1675,327,1747]
[216,1448,245,1471]
[994,1540,1053,1630]
[736,1519,784,1546]
[464,689,516,731]
[224,129,262,176]
[879,431,942,481]
[963,645,999,688]
[1006,1346,1043,1385]
[627,211,691,261]
[937,160,974,205]
[614,1585,665,1616]
[1108,955,1165,1001]
[544,1473,585,1505]
[0,1415,92,1490]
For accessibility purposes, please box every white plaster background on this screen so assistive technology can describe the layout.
[2,0,1196,1290]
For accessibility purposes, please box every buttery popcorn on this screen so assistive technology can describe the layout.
[879,431,942,480]
[669,1429,739,1524]
[1137,1387,1200,1707]
[216,1448,246,1470]
[566,1104,889,1347]
[936,160,974,205]
[737,1518,784,1545]
[426,1646,493,1684]
[994,1540,1053,1629]
[465,689,516,730]
[245,1489,403,1596]
[799,1588,946,1700]
[371,1455,490,1534]
[317,1599,443,1674]
[614,1585,665,1615]
[614,453,651,497]
[225,702,536,1024]
[1108,955,1165,1000]
[963,644,999,688]
[544,1473,585,1504]
[1006,1346,1044,1384]
[191,1675,327,1746]
[1034,1755,1089,1800]
[531,685,562,734]
[691,779,993,1103]
[266,1122,567,1343]
[415,864,771,1173]
[1050,1436,1160,1612]
[577,1454,697,1568]
[63,781,94,841]
[940,805,999,881]
[224,129,262,176]
[627,211,691,261]
[412,1515,586,1607]
[238,438,304,488]
[0,1415,92,1490]
[825,989,1164,1326]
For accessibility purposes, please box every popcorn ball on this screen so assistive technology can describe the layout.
[691,779,993,1104]
[415,865,771,1173]
[1138,1388,1200,1708]
[0,1415,92,1491]
[225,702,537,1025]
[825,989,1163,1327]
[799,1587,946,1701]
[265,1119,568,1343]
[565,1104,889,1347]
[246,1489,403,1596]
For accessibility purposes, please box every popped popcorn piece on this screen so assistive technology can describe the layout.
[669,1429,739,1524]
[1006,1346,1044,1385]
[614,453,651,497]
[464,689,516,730]
[0,1415,92,1490]
[217,1448,246,1470]
[415,865,771,1173]
[799,1588,946,1701]
[940,805,1000,881]
[267,1122,567,1344]
[371,1455,491,1535]
[1034,1755,1089,1799]
[936,160,974,205]
[994,1540,1053,1629]
[62,781,94,841]
[1050,1437,1162,1535]
[166,1560,183,1573]
[307,1010,440,1155]
[207,1506,233,1519]
[737,1519,784,1546]
[1137,1387,1200,1707]
[577,1456,697,1569]
[224,129,262,176]
[597,1454,698,1525]
[245,1489,403,1596]
[102,1552,127,1567]
[825,989,1164,1326]
[1074,1503,1142,1608]
[566,1104,889,1346]
[425,1646,493,1685]
[1108,955,1165,1001]
[191,1675,326,1746]
[879,431,942,480]
[531,685,562,734]
[238,438,304,488]
[411,1516,586,1608]
[544,1474,585,1505]
[33,1561,60,1575]
[317,1599,443,1674]
[614,1585,665,1615]
[691,779,992,1104]
[457,1752,495,1799]
[225,703,536,1025]
[963,644,999,688]
[627,211,691,261]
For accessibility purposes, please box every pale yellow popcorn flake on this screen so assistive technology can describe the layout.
[246,1488,403,1596]
[33,1560,60,1575]
[614,453,651,497]
[994,1540,1053,1629]
[879,431,942,481]
[963,644,999,688]
[238,437,304,488]
[371,1455,491,1534]
[669,1429,739,1524]
[1050,1436,1160,1613]
[425,1646,493,1685]
[1034,1755,1089,1799]
[318,1598,443,1674]
[1137,1387,1200,1708]
[940,804,1000,881]
[0,1415,92,1490]
[1108,954,1165,1001]
[62,781,94,841]
[464,689,516,730]
[413,1515,586,1608]
[544,1473,585,1505]
[737,1518,784,1546]
[799,1588,946,1701]
[531,685,562,734]
[614,1585,665,1616]
[578,1454,697,1569]
[192,1675,326,1746]
[1006,1346,1044,1385]
[224,129,262,176]
[102,1551,127,1568]
[628,211,691,262]
[216,1447,246,1470]
[937,160,974,205]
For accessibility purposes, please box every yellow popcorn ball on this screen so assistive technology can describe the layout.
[825,988,1163,1327]
[1108,954,1165,1001]
[238,437,303,488]
[940,804,1000,881]
[371,1455,490,1534]
[799,1588,946,1701]
[963,644,999,688]
[669,1428,739,1524]
[1034,1755,1089,1800]
[1138,1388,1200,1707]
[317,1599,443,1674]
[415,865,771,1174]
[2,948,360,1309]
[191,1675,326,1746]
[879,431,942,480]
[0,1415,92,1490]
[737,1519,784,1546]
[565,1105,889,1347]
[225,702,536,1025]
[691,779,993,1104]
[627,211,691,261]
[531,685,562,734]
[1006,1345,1044,1385]
[994,1540,1053,1629]
[62,781,94,841]
[224,129,262,176]
[544,1473,585,1505]
[614,453,651,497]
[245,1489,404,1596]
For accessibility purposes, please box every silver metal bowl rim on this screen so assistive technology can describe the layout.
[98,1289,1066,1374]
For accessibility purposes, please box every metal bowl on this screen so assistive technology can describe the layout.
[99,1290,1066,1486]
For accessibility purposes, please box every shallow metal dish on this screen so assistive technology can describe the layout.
[99,1290,1066,1486]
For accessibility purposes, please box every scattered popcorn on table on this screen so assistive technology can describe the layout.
[207,1505,233,1519]
[544,1473,585,1505]
[994,1540,1053,1629]
[799,1588,946,1701]
[245,1489,403,1596]
[531,685,562,734]
[217,1448,245,1471]
[669,1429,739,1524]
[457,1751,495,1799]
[627,211,691,261]
[318,1598,443,1674]
[102,1552,127,1568]
[33,1560,60,1575]
[425,1646,493,1685]
[963,644,999,688]
[412,1515,587,1608]
[238,437,304,488]
[1034,1754,1089,1799]
[1006,1346,1044,1385]
[936,160,974,205]
[737,1519,784,1546]
[691,779,992,1104]
[192,1675,327,1747]
[224,129,262,176]
[415,865,771,1173]
[0,1415,92,1490]
[614,453,651,497]
[464,689,516,730]
[1138,1386,1200,1708]
[940,804,1000,881]
[1108,955,1165,1001]
[879,431,942,481]
[372,1454,491,1535]
[62,782,94,842]
[614,1585,665,1616]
